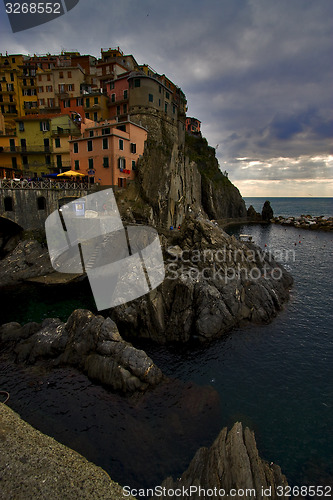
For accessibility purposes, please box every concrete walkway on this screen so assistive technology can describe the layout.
[0,403,135,500]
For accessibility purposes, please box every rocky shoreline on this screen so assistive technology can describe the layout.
[111,216,293,343]
[272,215,333,231]
[0,405,290,500]
[0,309,163,394]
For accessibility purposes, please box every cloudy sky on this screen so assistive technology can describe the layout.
[1,0,332,196]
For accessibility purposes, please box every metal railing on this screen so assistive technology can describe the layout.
[0,179,91,190]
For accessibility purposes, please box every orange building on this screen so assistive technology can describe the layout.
[69,118,147,187]
[186,117,201,133]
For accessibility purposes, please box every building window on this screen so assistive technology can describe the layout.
[102,127,110,135]
[9,139,16,152]
[89,130,94,137]
[130,143,136,154]
[119,139,124,150]
[74,160,80,170]
[68,71,72,78]
[148,93,153,103]
[56,155,62,168]
[46,85,52,92]
[45,155,51,165]
[88,158,94,169]
[59,84,65,93]
[123,103,127,114]
[132,160,136,170]
[11,157,17,168]
[93,112,98,121]
[55,138,61,148]
[40,121,50,131]
[134,79,141,88]
[85,112,90,119]
[87,140,93,152]
[76,97,83,106]
[94,97,98,104]
[103,138,108,150]
[37,197,46,210]
[73,142,79,154]
[59,71,63,78]
[38,86,43,93]
[166,92,170,100]
[124,89,128,99]
[111,93,115,102]
[47,74,51,81]
[116,105,120,115]
[39,99,45,106]
[4,197,13,212]
[68,84,74,91]
[103,157,109,168]
[173,105,176,114]
[165,103,168,113]
[118,157,126,169]
[85,98,90,108]
[109,82,115,90]
[63,99,70,108]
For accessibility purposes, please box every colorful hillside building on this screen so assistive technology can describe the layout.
[69,118,147,187]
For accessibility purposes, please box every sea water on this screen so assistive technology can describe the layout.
[0,198,332,490]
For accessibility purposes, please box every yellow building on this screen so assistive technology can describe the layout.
[0,111,22,179]
[82,92,109,122]
[15,115,53,178]
[0,54,40,134]
[15,114,81,177]
[50,114,81,171]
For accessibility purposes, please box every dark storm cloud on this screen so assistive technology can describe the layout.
[0,0,332,194]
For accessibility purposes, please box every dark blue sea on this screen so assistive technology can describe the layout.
[244,197,333,218]
[0,198,332,492]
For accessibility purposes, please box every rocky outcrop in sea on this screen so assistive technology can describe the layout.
[273,215,333,231]
[151,422,289,500]
[0,309,163,393]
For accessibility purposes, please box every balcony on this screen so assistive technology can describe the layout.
[0,146,19,153]
[84,103,101,110]
[19,145,53,153]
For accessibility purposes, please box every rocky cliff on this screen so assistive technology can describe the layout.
[185,134,246,219]
[152,422,289,500]
[129,111,246,227]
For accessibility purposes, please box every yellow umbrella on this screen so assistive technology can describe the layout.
[57,170,86,177]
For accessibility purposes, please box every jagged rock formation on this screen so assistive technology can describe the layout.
[247,205,262,220]
[262,201,274,221]
[152,422,289,500]
[111,216,293,343]
[0,309,163,393]
[0,239,53,287]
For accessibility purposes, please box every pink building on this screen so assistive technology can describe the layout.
[69,118,147,187]
[106,74,130,120]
